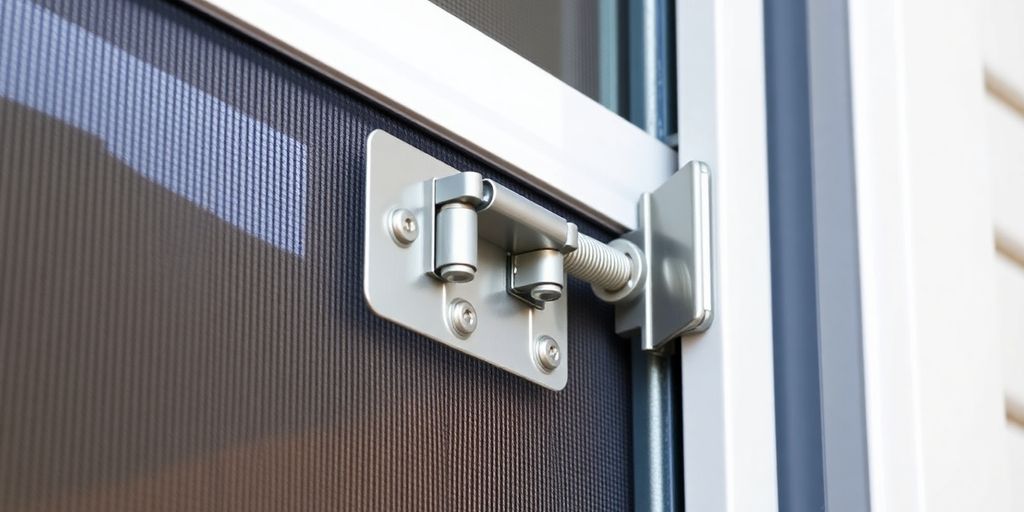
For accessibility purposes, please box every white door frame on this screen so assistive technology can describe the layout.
[677,0,778,510]
[184,1,780,508]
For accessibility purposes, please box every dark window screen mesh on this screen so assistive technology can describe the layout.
[0,0,633,510]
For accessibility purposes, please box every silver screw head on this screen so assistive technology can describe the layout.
[534,335,561,372]
[448,298,477,337]
[388,208,418,246]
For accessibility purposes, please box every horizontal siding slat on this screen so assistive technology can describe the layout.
[982,0,1024,97]
[1008,423,1024,510]
[985,95,1024,251]
[995,253,1024,407]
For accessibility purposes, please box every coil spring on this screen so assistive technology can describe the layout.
[564,234,632,292]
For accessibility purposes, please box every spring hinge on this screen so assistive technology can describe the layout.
[364,130,712,389]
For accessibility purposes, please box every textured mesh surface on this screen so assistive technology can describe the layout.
[0,0,633,510]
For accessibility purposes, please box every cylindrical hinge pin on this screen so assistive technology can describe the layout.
[435,203,478,283]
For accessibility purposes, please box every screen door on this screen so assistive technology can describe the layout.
[0,1,633,509]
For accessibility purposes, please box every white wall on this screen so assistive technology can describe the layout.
[849,0,1011,509]
[981,1,1024,508]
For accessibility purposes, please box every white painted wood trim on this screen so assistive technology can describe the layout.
[848,0,1010,510]
[676,0,778,510]
[182,0,677,232]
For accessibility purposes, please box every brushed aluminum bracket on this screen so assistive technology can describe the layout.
[364,130,568,390]
[364,130,713,389]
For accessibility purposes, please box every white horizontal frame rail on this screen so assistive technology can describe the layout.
[676,0,778,510]
[183,0,677,232]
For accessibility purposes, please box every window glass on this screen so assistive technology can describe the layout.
[430,0,676,141]
[429,0,627,117]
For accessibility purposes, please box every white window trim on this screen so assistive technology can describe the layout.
[185,0,780,508]
[183,0,677,232]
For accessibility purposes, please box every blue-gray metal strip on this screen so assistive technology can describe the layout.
[765,0,871,509]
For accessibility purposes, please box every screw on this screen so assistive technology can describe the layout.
[534,335,561,372]
[388,208,418,246]
[448,298,477,338]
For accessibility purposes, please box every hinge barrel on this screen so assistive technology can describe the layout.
[433,173,644,308]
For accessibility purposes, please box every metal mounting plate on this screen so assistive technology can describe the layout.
[364,130,568,390]
[616,161,713,351]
